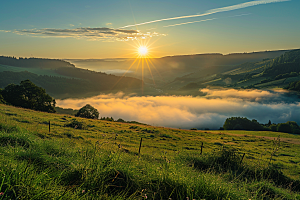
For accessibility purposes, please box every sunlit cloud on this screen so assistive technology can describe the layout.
[56,89,300,129]
[120,0,290,28]
[3,27,165,41]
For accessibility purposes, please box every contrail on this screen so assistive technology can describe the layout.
[119,0,290,28]
[163,13,251,28]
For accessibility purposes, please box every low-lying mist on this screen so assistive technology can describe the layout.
[56,88,300,129]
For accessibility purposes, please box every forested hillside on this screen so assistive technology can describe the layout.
[0,71,142,98]
[0,57,143,98]
[263,49,300,77]
[0,56,75,69]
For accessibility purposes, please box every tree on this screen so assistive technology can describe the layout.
[75,104,99,119]
[1,80,56,113]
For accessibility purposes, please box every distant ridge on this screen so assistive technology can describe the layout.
[0,56,75,69]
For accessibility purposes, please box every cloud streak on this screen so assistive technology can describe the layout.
[163,14,251,28]
[4,27,165,41]
[56,89,300,130]
[120,0,290,28]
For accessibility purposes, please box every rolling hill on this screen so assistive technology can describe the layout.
[0,103,299,199]
[0,56,144,98]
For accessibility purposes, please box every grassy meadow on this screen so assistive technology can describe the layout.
[0,103,300,199]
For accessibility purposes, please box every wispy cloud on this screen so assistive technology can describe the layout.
[3,27,165,41]
[120,0,290,28]
[164,14,251,28]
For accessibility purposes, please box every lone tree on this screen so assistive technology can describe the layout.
[1,80,56,113]
[75,104,99,119]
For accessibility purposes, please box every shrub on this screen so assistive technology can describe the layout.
[64,119,85,129]
[75,104,99,119]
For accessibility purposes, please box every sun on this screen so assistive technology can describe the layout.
[138,46,148,56]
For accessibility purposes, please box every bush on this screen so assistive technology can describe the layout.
[223,117,264,130]
[64,119,85,129]
[75,104,99,119]
[116,118,125,122]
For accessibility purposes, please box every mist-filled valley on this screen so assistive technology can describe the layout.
[56,88,300,130]
[1,49,300,130]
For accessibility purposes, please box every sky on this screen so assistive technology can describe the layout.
[0,0,300,59]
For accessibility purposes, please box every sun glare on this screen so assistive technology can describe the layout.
[113,36,166,94]
[138,46,148,56]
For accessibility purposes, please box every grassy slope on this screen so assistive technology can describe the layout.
[0,103,300,199]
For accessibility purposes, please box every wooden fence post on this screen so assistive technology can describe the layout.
[138,138,143,155]
[240,153,246,165]
[200,142,203,155]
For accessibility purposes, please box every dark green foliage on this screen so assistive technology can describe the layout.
[0,70,142,99]
[65,119,85,129]
[0,56,75,69]
[223,117,265,130]
[116,118,125,122]
[270,124,277,132]
[189,147,243,172]
[182,148,300,193]
[0,135,30,148]
[287,80,300,92]
[60,169,83,186]
[275,72,299,80]
[75,104,99,119]
[263,49,300,77]
[277,123,293,133]
[1,80,56,113]
[100,117,114,121]
[277,121,300,134]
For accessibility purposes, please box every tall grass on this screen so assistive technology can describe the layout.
[0,104,299,199]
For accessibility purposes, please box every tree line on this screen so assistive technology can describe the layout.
[0,56,75,69]
[223,117,300,134]
[0,71,142,98]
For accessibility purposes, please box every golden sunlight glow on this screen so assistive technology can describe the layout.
[138,46,148,56]
[112,36,166,94]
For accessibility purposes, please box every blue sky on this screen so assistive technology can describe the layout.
[0,0,299,58]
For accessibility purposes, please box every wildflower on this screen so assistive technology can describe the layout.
[82,190,85,193]
[0,192,4,196]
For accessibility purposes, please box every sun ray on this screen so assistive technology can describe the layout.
[110,57,139,90]
[111,36,164,94]
[145,58,156,86]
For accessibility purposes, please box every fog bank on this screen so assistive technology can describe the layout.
[56,89,300,129]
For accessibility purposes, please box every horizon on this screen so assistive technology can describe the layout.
[1,0,300,59]
[1,47,298,60]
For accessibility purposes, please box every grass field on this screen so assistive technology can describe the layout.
[0,103,300,199]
